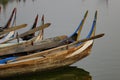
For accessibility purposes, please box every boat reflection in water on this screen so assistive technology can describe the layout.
[0,0,34,8]
[2,66,92,80]
[0,0,34,5]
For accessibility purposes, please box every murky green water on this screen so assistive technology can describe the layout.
[0,0,120,80]
[1,66,91,80]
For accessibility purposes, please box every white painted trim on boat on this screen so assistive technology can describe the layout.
[66,40,93,58]
[0,31,15,43]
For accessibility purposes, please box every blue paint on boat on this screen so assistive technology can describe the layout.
[86,20,96,38]
[0,57,17,64]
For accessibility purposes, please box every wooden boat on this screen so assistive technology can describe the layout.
[0,11,104,78]
[0,8,17,32]
[5,10,97,62]
[0,8,17,42]
[0,22,50,57]
[0,8,38,43]
[0,22,50,48]
[1,23,50,43]
[0,10,88,57]
[0,13,42,43]
[0,9,27,38]
[0,23,28,43]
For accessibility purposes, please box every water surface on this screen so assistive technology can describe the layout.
[0,0,120,80]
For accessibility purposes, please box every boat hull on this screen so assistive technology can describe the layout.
[0,35,67,57]
[0,40,93,78]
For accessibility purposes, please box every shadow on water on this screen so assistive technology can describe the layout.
[1,66,92,80]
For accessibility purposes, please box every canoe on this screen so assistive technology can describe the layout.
[6,10,97,62]
[0,35,67,58]
[0,11,105,78]
[0,22,51,57]
[0,10,88,57]
[0,8,17,41]
[0,22,51,48]
[0,22,50,57]
[0,8,38,43]
[0,15,50,49]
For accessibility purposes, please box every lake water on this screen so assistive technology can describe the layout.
[0,0,120,80]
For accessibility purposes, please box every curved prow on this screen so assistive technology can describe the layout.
[66,10,88,42]
[41,14,44,25]
[86,10,97,38]
[33,14,45,42]
[21,14,39,40]
[4,8,17,29]
[76,10,88,40]
[40,14,44,40]
[76,11,98,46]
[71,10,88,41]
[31,14,39,29]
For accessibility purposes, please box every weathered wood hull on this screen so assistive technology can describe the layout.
[0,40,93,78]
[0,35,67,56]
[0,31,15,43]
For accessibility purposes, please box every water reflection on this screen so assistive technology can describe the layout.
[0,0,35,7]
[2,66,92,80]
[99,0,109,8]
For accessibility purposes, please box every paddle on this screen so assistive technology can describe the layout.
[2,23,51,43]
[0,24,27,35]
[71,33,105,45]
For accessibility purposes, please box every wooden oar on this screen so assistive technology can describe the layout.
[7,33,104,63]
[2,23,51,43]
[81,33,104,42]
[0,24,27,35]
[71,33,104,45]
